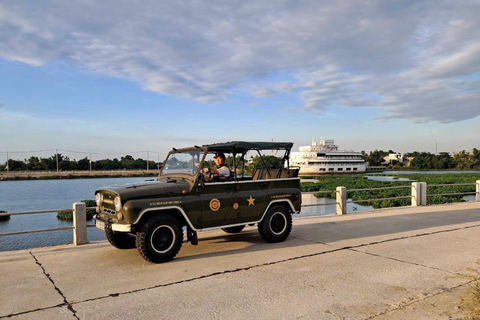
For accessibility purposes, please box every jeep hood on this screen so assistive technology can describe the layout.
[97,180,191,201]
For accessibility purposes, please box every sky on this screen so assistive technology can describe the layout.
[1,0,479,162]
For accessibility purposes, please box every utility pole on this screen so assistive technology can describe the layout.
[157,153,160,172]
[56,149,59,172]
[147,151,149,171]
[6,150,9,173]
[89,153,92,171]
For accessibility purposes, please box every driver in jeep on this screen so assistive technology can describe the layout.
[203,152,231,180]
[209,152,230,178]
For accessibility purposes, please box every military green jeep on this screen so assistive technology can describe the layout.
[94,141,301,263]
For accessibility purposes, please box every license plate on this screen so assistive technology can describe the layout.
[96,219,106,230]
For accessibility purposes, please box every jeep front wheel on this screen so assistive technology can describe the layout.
[258,204,292,243]
[136,215,183,263]
[105,227,136,249]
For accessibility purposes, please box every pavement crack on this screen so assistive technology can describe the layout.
[29,251,79,320]
[295,223,480,254]
[348,248,466,277]
[350,223,480,250]
[72,223,480,307]
[0,304,66,319]
[73,246,348,305]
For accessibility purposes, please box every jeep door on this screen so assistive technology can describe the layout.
[223,180,269,224]
[198,181,236,228]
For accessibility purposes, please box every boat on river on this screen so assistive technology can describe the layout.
[290,139,367,175]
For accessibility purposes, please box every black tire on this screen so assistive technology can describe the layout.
[221,225,245,234]
[105,227,136,249]
[136,214,183,263]
[258,204,292,243]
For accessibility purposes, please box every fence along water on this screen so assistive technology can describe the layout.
[1,181,479,247]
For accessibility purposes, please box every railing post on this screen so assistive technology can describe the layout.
[411,182,420,206]
[336,186,347,215]
[411,182,427,206]
[421,182,427,205]
[476,180,480,202]
[73,202,87,246]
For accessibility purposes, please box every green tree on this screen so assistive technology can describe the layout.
[472,148,480,169]
[77,157,90,170]
[366,150,389,166]
[432,152,454,169]
[248,155,283,170]
[453,150,470,169]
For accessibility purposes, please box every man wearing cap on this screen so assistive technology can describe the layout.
[209,153,230,178]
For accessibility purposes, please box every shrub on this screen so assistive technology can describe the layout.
[56,200,96,221]
[0,210,10,222]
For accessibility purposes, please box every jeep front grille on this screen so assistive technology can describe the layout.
[101,193,116,211]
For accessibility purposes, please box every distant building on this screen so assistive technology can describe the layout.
[290,138,367,174]
[383,153,405,164]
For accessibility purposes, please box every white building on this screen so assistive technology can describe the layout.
[383,153,405,164]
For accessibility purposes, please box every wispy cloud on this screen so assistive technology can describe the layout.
[1,0,479,122]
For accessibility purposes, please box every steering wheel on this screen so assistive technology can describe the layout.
[200,166,212,182]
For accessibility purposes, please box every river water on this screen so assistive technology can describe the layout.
[1,177,369,251]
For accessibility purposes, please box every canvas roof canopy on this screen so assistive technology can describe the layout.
[204,141,293,153]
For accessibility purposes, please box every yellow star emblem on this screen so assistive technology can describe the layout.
[247,196,255,206]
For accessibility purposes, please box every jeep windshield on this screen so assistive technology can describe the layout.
[160,150,204,176]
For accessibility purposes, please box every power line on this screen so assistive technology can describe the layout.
[0,149,166,156]
[0,149,55,154]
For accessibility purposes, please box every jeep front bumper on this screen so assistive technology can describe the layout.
[94,215,132,232]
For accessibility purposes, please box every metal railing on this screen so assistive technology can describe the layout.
[301,181,480,215]
[1,180,479,247]
[426,183,477,198]
[0,204,93,245]
[347,185,412,204]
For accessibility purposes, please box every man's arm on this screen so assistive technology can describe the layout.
[217,166,230,177]
[209,166,230,177]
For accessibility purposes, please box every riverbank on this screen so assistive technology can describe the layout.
[0,170,158,181]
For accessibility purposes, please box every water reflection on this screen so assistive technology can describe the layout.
[300,194,374,216]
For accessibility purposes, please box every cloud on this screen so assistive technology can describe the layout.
[427,43,480,78]
[1,0,480,122]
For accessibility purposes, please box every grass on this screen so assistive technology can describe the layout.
[462,280,480,319]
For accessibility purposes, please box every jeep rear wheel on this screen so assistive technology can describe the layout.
[105,227,136,249]
[221,225,245,234]
[258,204,292,243]
[136,215,183,263]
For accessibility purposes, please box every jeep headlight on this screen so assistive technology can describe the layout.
[95,193,102,206]
[114,196,122,212]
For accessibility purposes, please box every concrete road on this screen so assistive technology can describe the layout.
[1,202,480,319]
